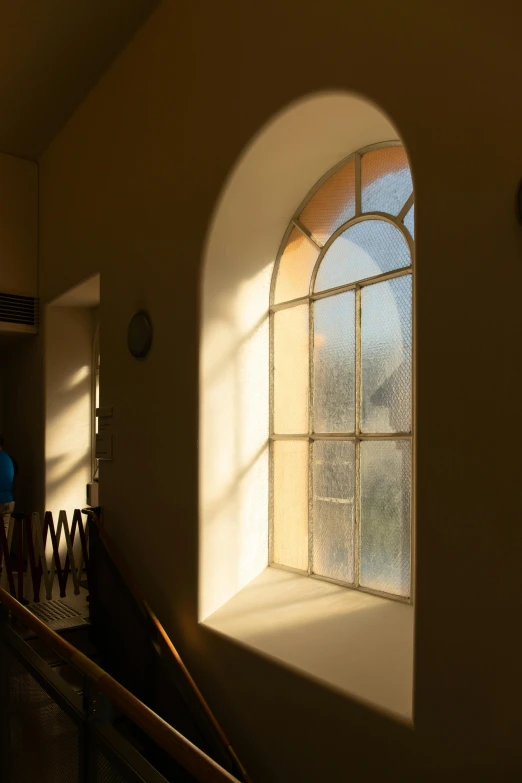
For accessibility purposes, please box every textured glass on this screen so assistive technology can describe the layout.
[361,275,412,433]
[274,227,319,304]
[360,440,411,597]
[273,440,309,570]
[274,304,309,434]
[299,158,356,246]
[314,220,410,292]
[361,147,413,215]
[313,440,355,582]
[403,203,415,239]
[313,292,355,432]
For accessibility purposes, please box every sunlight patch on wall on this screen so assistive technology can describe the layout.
[200,263,271,618]
[45,306,95,518]
[200,91,400,621]
[66,364,90,390]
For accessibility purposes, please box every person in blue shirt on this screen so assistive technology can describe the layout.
[0,435,17,540]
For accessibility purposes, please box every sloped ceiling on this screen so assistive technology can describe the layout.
[0,0,160,160]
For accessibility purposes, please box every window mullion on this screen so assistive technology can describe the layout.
[269,309,275,565]
[308,298,314,576]
[355,153,362,216]
[292,217,323,250]
[354,285,362,588]
[397,192,414,222]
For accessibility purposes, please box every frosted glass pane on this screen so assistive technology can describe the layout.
[314,220,410,293]
[299,159,356,246]
[313,440,355,582]
[361,147,412,216]
[313,292,355,432]
[360,440,411,597]
[274,227,319,304]
[361,275,412,433]
[403,203,414,239]
[274,305,309,434]
[273,440,309,570]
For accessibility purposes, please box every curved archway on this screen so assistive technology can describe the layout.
[199,91,405,621]
[199,92,414,721]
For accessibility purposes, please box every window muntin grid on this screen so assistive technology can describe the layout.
[269,142,414,601]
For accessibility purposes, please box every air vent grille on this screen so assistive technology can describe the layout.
[0,292,38,327]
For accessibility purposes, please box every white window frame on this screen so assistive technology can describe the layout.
[268,141,415,603]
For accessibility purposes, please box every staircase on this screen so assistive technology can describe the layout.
[0,509,251,783]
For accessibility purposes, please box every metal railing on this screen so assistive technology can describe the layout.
[0,585,242,783]
[83,508,250,783]
[0,507,252,783]
[0,509,90,602]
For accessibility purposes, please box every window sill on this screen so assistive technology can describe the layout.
[202,566,413,722]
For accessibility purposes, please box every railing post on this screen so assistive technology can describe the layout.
[0,605,12,782]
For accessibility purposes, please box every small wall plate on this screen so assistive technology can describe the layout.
[127,310,153,358]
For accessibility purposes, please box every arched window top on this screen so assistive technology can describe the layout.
[200,98,414,717]
[270,142,414,600]
[272,142,414,306]
[314,218,410,292]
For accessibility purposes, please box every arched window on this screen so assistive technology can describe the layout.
[270,142,414,600]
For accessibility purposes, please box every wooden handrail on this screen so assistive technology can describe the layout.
[0,585,240,783]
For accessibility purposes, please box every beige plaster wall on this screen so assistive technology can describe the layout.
[0,152,38,297]
[44,305,96,516]
[0,152,39,510]
[37,1,522,780]
[0,336,43,514]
